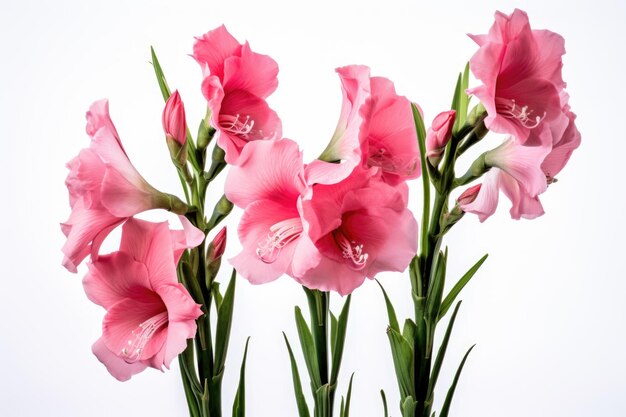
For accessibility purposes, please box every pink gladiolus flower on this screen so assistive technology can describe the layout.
[162,90,187,146]
[84,217,204,381]
[299,168,418,295]
[193,25,282,165]
[61,100,187,272]
[468,9,566,146]
[225,139,320,283]
[361,77,421,185]
[426,110,456,165]
[306,65,372,185]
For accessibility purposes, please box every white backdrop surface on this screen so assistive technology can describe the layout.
[1,0,625,416]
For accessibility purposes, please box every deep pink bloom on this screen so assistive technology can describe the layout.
[299,168,418,295]
[306,65,372,185]
[84,217,203,381]
[225,139,319,283]
[426,110,456,164]
[209,226,227,262]
[457,184,482,206]
[193,25,282,165]
[62,100,183,272]
[162,90,187,146]
[469,9,566,146]
[361,76,421,185]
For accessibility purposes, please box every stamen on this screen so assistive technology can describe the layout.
[256,218,303,264]
[333,230,368,270]
[120,311,168,363]
[496,98,546,129]
[219,114,255,138]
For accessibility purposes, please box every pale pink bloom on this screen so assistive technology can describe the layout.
[361,77,421,185]
[84,217,204,381]
[162,90,186,145]
[542,96,581,182]
[193,25,282,165]
[426,110,456,164]
[306,65,372,185]
[461,136,549,221]
[468,9,566,146]
[62,100,183,272]
[299,168,418,295]
[225,139,320,283]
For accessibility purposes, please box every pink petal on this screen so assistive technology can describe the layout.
[171,215,205,263]
[222,42,279,99]
[297,256,366,296]
[100,168,159,217]
[92,338,148,382]
[193,25,242,81]
[225,139,305,209]
[499,171,545,219]
[461,170,501,222]
[83,252,152,310]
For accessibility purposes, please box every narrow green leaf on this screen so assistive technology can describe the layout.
[150,46,172,101]
[402,319,416,349]
[232,337,250,417]
[380,389,389,417]
[375,280,400,332]
[340,397,345,417]
[214,269,237,375]
[330,295,351,386]
[458,62,470,127]
[450,72,462,114]
[438,254,488,321]
[178,355,202,417]
[314,384,331,417]
[201,378,210,417]
[330,312,338,357]
[401,396,417,417]
[211,281,223,312]
[387,328,415,400]
[342,373,355,417]
[412,102,430,259]
[282,333,311,417]
[294,306,322,389]
[439,345,476,417]
[426,301,463,410]
[425,249,448,323]
[179,339,203,396]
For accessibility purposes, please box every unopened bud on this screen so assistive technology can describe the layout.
[206,227,227,285]
[457,184,481,207]
[162,90,187,146]
[204,145,227,182]
[426,110,456,165]
[440,184,482,235]
[207,195,233,230]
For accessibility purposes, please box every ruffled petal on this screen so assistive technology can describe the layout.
[92,337,148,382]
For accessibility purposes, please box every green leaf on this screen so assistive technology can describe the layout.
[232,337,250,417]
[375,280,399,332]
[459,62,470,127]
[283,333,311,417]
[150,46,172,101]
[438,254,488,321]
[439,345,476,417]
[294,306,322,389]
[426,301,463,412]
[211,281,223,312]
[330,295,351,386]
[178,355,202,417]
[214,269,236,375]
[425,249,448,323]
[402,319,416,350]
[314,384,331,417]
[330,312,338,357]
[412,102,430,259]
[380,389,389,417]
[401,396,417,417]
[387,327,415,400]
[342,373,354,417]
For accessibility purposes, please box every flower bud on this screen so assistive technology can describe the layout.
[162,90,187,146]
[206,227,227,286]
[426,110,456,165]
[457,184,482,207]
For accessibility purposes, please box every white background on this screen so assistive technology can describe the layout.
[1,0,624,416]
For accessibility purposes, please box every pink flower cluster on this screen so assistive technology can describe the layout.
[61,99,203,380]
[192,28,419,295]
[460,9,581,221]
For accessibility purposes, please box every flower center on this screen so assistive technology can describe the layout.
[256,218,303,264]
[368,147,417,176]
[219,114,255,138]
[333,230,368,270]
[496,98,546,129]
[121,311,168,363]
